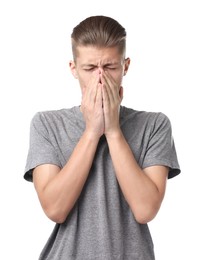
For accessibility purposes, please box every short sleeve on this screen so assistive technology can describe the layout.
[142,113,180,179]
[24,112,62,182]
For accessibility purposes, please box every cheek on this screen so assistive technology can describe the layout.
[77,73,86,86]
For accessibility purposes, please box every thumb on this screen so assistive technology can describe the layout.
[119,86,123,101]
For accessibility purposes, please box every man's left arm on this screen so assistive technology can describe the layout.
[106,132,168,224]
[101,70,168,224]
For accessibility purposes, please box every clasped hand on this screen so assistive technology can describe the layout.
[81,70,123,139]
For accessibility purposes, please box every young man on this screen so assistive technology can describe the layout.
[24,15,180,260]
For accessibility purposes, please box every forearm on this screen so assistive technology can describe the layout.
[41,131,99,223]
[106,131,163,223]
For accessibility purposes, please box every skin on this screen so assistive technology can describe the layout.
[33,45,168,224]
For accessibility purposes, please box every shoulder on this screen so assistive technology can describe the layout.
[121,106,170,126]
[30,106,77,127]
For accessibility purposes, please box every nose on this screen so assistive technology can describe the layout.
[95,67,103,83]
[98,67,103,74]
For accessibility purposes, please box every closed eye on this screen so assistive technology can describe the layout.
[104,67,117,70]
[83,67,95,71]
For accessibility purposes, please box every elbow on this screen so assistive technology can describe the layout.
[49,214,67,224]
[134,212,156,224]
[131,203,161,224]
[43,205,68,224]
[38,194,74,224]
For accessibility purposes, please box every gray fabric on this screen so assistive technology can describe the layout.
[24,106,180,260]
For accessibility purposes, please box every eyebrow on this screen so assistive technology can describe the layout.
[81,62,120,68]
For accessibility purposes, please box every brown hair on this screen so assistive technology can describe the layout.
[71,15,127,60]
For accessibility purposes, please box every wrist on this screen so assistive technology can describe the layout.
[83,129,102,143]
[105,128,123,141]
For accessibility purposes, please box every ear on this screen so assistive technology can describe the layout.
[69,60,78,79]
[123,57,131,76]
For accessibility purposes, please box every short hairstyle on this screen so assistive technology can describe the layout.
[71,15,127,60]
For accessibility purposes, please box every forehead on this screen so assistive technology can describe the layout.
[75,46,123,65]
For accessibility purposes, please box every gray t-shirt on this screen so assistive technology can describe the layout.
[24,106,180,260]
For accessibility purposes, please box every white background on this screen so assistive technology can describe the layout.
[0,0,200,259]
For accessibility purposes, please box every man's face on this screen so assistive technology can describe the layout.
[70,46,130,94]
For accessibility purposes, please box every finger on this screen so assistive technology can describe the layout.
[84,72,100,104]
[102,71,118,102]
[102,81,108,103]
[95,83,103,108]
[103,71,117,89]
[102,83,110,114]
[81,75,100,114]
[101,73,114,104]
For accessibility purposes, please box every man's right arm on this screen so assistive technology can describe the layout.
[33,131,99,224]
[33,71,104,224]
